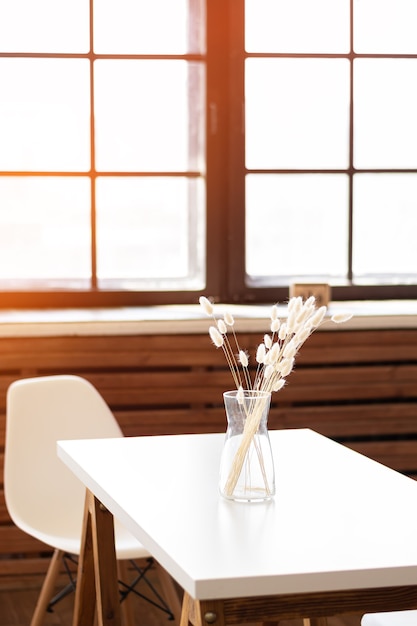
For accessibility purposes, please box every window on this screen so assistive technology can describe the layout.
[232,0,417,302]
[0,0,206,306]
[0,0,416,308]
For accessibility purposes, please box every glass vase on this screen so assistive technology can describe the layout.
[219,389,275,502]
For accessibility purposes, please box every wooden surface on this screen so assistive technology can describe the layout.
[1,328,417,579]
[0,577,363,626]
[73,492,118,626]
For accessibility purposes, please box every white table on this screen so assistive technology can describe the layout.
[57,429,417,626]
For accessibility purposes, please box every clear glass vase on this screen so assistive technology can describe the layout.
[219,389,275,502]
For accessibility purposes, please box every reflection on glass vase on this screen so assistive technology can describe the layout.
[219,389,275,502]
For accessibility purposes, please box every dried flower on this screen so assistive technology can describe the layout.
[236,385,245,404]
[279,356,294,378]
[266,342,280,364]
[199,295,214,316]
[272,379,285,392]
[209,325,224,348]
[331,312,353,324]
[278,323,288,341]
[224,311,235,326]
[271,318,280,333]
[238,350,249,368]
[200,295,353,398]
[294,326,311,346]
[264,364,274,380]
[217,319,227,334]
[309,306,327,329]
[283,338,297,359]
[256,343,266,364]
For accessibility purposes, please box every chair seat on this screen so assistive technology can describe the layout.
[362,610,417,625]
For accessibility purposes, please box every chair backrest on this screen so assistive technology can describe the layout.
[4,375,123,543]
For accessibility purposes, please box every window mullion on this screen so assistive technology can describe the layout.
[227,0,246,302]
[204,0,232,302]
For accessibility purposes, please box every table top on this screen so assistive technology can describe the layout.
[57,429,417,601]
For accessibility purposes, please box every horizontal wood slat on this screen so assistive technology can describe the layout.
[0,558,52,580]
[0,326,416,580]
[348,440,417,475]
[0,526,49,554]
[0,329,416,371]
[276,403,417,438]
[115,408,228,437]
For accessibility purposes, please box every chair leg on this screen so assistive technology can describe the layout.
[117,560,135,626]
[154,560,183,624]
[30,548,64,626]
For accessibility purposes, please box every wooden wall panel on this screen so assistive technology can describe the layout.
[0,327,416,579]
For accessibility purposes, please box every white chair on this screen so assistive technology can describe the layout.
[4,374,181,626]
[362,611,417,625]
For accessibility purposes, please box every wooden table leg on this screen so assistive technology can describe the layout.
[303,619,329,626]
[180,593,226,626]
[72,490,121,626]
[180,592,193,626]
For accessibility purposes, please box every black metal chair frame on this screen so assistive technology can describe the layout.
[47,553,175,620]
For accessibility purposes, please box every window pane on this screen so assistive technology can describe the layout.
[0,177,91,281]
[0,0,89,53]
[354,0,417,53]
[354,59,417,169]
[94,0,204,54]
[246,59,350,169]
[353,174,417,280]
[245,0,350,53]
[96,177,205,289]
[94,60,205,172]
[246,174,349,282]
[0,59,90,172]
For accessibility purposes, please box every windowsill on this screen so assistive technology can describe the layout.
[0,300,415,337]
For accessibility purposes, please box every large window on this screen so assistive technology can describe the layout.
[0,0,416,307]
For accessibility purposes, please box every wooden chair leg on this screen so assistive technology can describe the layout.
[30,548,64,626]
[73,492,97,626]
[303,618,328,626]
[117,560,135,626]
[154,560,183,624]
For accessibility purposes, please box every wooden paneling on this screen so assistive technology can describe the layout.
[0,328,417,578]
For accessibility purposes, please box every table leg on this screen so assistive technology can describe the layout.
[303,619,328,626]
[180,591,192,626]
[180,592,226,626]
[72,490,122,626]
